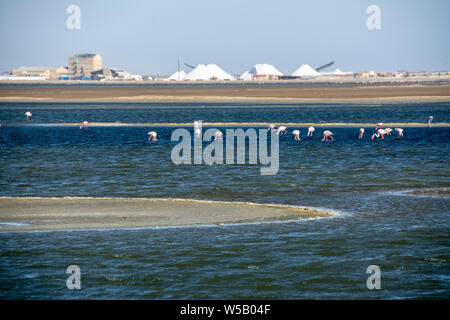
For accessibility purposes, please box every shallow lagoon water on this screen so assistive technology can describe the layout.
[0,102,449,299]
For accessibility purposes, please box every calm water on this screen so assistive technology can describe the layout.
[0,102,449,299]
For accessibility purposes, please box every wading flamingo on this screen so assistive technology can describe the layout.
[277,126,287,135]
[395,128,403,138]
[25,111,32,120]
[372,129,387,140]
[292,130,301,141]
[384,128,393,135]
[79,121,88,129]
[195,127,201,139]
[375,122,384,130]
[322,130,333,142]
[148,131,157,142]
[267,124,276,132]
[359,128,365,139]
[307,126,315,136]
[428,116,433,127]
[214,131,223,141]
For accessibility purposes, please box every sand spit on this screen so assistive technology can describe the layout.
[0,197,337,232]
[4,122,450,128]
[404,188,450,198]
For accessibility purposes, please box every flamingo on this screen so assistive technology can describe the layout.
[375,122,384,130]
[307,126,315,137]
[322,130,333,142]
[79,121,88,129]
[428,116,433,127]
[292,130,301,141]
[267,124,276,132]
[384,128,393,135]
[276,126,287,135]
[372,129,387,140]
[195,127,201,138]
[25,111,32,120]
[193,121,202,138]
[214,131,223,141]
[148,131,157,142]
[395,128,403,138]
[359,128,365,139]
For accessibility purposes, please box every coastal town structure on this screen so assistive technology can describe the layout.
[10,66,68,80]
[2,54,449,81]
[68,53,102,79]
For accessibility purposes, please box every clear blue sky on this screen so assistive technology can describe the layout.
[0,0,449,75]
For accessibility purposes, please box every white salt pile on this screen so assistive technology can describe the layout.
[184,64,234,80]
[240,64,283,80]
[291,64,320,77]
[331,68,353,75]
[166,70,186,81]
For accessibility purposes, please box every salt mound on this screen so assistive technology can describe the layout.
[332,68,345,75]
[240,64,283,80]
[167,70,186,81]
[292,64,319,77]
[319,68,353,76]
[185,64,234,80]
[332,68,353,75]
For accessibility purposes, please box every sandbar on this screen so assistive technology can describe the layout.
[11,122,450,128]
[0,197,337,232]
[404,188,450,198]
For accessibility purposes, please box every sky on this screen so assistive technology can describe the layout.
[0,0,449,76]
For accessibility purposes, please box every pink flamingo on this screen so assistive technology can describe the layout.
[292,130,301,141]
[359,128,365,139]
[307,126,315,136]
[428,116,433,127]
[25,111,32,120]
[195,127,201,138]
[267,124,276,132]
[322,130,333,142]
[214,131,223,141]
[79,121,88,129]
[372,129,387,140]
[384,128,393,135]
[276,126,287,135]
[148,131,157,142]
[375,122,384,130]
[395,128,403,138]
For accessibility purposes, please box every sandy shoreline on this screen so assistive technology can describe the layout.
[5,122,450,128]
[0,197,337,232]
[0,83,449,103]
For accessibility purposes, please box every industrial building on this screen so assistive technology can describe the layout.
[68,53,102,78]
[91,67,142,80]
[10,66,68,79]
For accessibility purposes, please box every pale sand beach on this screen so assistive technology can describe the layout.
[0,83,449,103]
[0,197,337,232]
[13,122,450,127]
